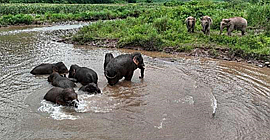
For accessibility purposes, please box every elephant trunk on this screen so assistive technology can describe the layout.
[104,71,117,79]
[68,99,79,108]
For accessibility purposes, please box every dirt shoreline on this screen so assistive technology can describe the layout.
[56,35,270,68]
[4,22,266,69]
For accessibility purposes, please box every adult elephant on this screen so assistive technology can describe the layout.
[220,17,247,36]
[30,62,68,75]
[48,72,76,88]
[104,52,145,86]
[200,16,212,35]
[185,16,196,33]
[68,64,98,85]
[44,87,79,108]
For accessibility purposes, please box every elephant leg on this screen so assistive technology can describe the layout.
[125,71,134,81]
[227,25,234,36]
[241,28,246,36]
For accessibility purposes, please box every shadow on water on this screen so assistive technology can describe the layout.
[0,23,270,140]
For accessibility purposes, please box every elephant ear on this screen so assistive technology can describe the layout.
[56,94,65,106]
[72,68,76,75]
[133,56,139,66]
[52,65,58,72]
[208,17,212,24]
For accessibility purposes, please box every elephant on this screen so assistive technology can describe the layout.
[44,87,79,108]
[104,53,114,71]
[220,17,247,36]
[200,16,212,35]
[104,52,145,86]
[30,62,68,75]
[79,83,101,94]
[68,64,98,86]
[48,72,76,88]
[185,16,196,33]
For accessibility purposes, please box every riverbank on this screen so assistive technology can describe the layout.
[50,26,270,68]
[67,1,270,67]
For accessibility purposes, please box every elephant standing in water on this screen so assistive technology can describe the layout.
[48,72,76,88]
[200,16,212,35]
[104,52,145,86]
[220,17,247,36]
[185,16,196,33]
[68,64,98,85]
[44,87,79,108]
[30,62,68,75]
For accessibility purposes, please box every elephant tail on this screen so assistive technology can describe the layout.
[104,71,117,79]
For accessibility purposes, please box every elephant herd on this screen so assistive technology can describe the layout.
[30,52,145,108]
[185,16,247,36]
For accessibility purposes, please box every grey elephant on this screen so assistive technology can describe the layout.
[200,16,212,35]
[185,16,196,33]
[44,87,79,108]
[220,17,247,36]
[104,52,145,86]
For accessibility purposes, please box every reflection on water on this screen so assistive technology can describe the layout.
[0,23,270,140]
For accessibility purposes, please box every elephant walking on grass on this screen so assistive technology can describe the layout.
[185,16,196,33]
[220,17,247,36]
[200,16,212,35]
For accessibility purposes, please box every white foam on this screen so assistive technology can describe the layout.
[211,95,217,115]
[173,95,194,105]
[154,114,167,129]
[75,94,118,113]
[38,100,78,120]
[38,93,119,120]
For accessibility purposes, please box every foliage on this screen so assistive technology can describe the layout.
[0,4,148,25]
[72,1,270,60]
[1,0,116,4]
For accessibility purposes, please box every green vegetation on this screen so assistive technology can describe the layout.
[0,3,150,26]
[73,1,270,60]
[0,0,126,4]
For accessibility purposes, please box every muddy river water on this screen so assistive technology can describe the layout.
[0,23,270,140]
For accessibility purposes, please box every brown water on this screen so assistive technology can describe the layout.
[1,23,270,140]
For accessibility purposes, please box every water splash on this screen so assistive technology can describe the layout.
[38,100,78,120]
[211,95,217,117]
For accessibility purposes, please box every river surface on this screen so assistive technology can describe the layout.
[0,23,270,140]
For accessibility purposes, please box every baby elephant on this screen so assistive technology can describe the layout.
[200,16,212,35]
[48,72,76,88]
[69,64,98,86]
[44,87,79,108]
[220,17,247,36]
[79,83,101,94]
[30,62,68,75]
[104,52,145,86]
[185,16,196,33]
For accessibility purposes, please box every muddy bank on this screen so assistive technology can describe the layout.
[55,32,270,68]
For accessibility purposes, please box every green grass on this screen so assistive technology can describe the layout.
[0,3,151,26]
[72,1,270,61]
